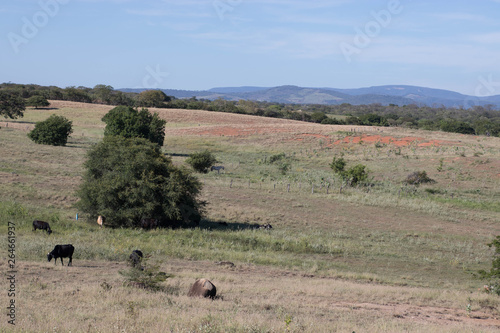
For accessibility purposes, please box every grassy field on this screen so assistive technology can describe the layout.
[1,100,500,332]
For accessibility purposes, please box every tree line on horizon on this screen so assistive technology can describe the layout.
[1,83,499,137]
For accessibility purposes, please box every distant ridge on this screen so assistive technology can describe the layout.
[119,85,500,108]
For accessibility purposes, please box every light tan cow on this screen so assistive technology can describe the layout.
[97,215,105,228]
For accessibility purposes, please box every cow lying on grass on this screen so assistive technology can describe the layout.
[188,278,217,299]
[33,220,52,234]
[47,244,74,266]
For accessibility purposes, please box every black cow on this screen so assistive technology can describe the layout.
[47,244,74,266]
[129,250,144,269]
[33,220,52,235]
[141,218,158,230]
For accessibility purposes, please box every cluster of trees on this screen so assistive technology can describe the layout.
[0,83,171,108]
[302,103,500,136]
[2,83,499,136]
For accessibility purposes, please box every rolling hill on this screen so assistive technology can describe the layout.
[121,85,500,108]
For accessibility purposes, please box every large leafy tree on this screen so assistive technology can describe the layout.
[76,136,204,228]
[0,91,25,118]
[136,90,171,108]
[92,84,114,104]
[102,105,166,146]
[27,114,73,146]
[26,95,50,109]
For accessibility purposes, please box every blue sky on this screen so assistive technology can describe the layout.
[1,0,500,96]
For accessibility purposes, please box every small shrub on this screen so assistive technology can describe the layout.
[404,171,435,185]
[344,164,369,186]
[329,156,346,174]
[437,158,444,172]
[28,114,73,146]
[119,257,171,292]
[330,155,369,186]
[277,162,290,175]
[186,150,218,173]
[268,153,286,164]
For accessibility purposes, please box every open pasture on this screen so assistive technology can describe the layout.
[1,100,500,332]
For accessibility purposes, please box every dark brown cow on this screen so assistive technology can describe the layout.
[32,220,52,234]
[141,218,158,230]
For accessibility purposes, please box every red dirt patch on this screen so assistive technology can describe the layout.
[333,135,457,147]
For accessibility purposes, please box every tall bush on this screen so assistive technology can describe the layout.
[76,137,204,228]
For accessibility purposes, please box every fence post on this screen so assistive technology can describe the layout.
[230,179,233,188]
[311,184,314,194]
[287,184,290,192]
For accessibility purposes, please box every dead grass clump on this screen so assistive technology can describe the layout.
[404,171,436,185]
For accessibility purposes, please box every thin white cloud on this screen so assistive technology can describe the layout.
[433,12,490,22]
[125,8,211,18]
[468,32,500,44]
[353,36,500,70]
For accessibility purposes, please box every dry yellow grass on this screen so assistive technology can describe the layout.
[2,259,499,333]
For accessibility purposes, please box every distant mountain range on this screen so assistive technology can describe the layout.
[120,85,500,109]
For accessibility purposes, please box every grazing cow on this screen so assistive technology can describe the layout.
[141,218,158,230]
[187,278,217,299]
[210,166,225,174]
[97,215,105,228]
[47,244,74,266]
[129,250,144,269]
[32,220,52,234]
